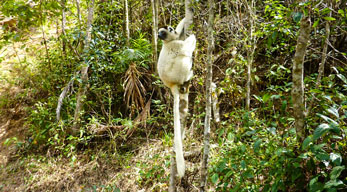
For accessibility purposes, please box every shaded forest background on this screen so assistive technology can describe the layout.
[0,0,347,191]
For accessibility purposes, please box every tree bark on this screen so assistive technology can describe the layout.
[151,0,158,71]
[62,0,66,54]
[169,0,194,190]
[124,0,130,47]
[292,16,311,142]
[184,0,193,36]
[245,0,256,111]
[56,79,74,122]
[316,4,330,88]
[72,0,95,134]
[211,82,220,123]
[200,0,214,191]
[75,0,82,24]
[306,2,330,115]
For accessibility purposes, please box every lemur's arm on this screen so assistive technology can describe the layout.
[175,18,186,40]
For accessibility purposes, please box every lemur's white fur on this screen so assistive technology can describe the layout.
[157,18,196,178]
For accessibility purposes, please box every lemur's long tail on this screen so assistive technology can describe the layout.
[171,85,185,178]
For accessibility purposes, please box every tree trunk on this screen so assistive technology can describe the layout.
[292,16,311,142]
[151,0,158,71]
[211,82,220,123]
[306,2,330,115]
[124,0,130,47]
[200,0,214,191]
[245,0,256,111]
[75,0,82,24]
[72,0,95,135]
[62,0,66,54]
[184,0,193,36]
[169,0,194,190]
[316,4,330,88]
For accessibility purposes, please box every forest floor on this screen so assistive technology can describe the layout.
[0,28,205,192]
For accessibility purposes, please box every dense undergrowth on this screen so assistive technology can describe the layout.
[1,0,347,191]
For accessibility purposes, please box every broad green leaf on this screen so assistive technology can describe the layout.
[293,12,303,22]
[324,180,344,188]
[262,93,271,103]
[338,9,345,16]
[316,152,330,161]
[337,73,347,84]
[330,153,342,166]
[330,166,345,180]
[327,107,339,118]
[313,19,320,28]
[327,188,337,192]
[317,114,338,127]
[254,95,263,102]
[302,136,312,150]
[309,176,324,192]
[211,173,219,184]
[242,170,254,178]
[254,139,262,153]
[241,160,246,169]
[313,123,330,141]
[323,17,336,21]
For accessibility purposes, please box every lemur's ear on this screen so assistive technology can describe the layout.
[168,26,174,33]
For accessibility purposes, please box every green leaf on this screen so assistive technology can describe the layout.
[337,73,347,84]
[324,180,344,188]
[327,107,339,118]
[327,188,337,192]
[330,166,345,180]
[313,19,320,28]
[211,173,219,184]
[317,114,338,127]
[293,12,303,22]
[309,176,324,192]
[316,152,330,161]
[262,93,271,103]
[241,160,246,169]
[302,136,312,150]
[254,139,262,153]
[254,95,263,102]
[338,9,345,16]
[242,170,254,178]
[330,153,342,166]
[323,17,336,21]
[313,123,330,141]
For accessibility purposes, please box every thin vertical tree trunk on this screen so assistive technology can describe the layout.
[211,82,220,123]
[72,0,95,134]
[200,0,214,191]
[184,0,193,36]
[151,0,158,71]
[75,0,82,24]
[246,52,251,110]
[245,0,256,111]
[124,0,130,47]
[169,1,194,190]
[62,0,66,54]
[306,2,330,115]
[316,4,330,88]
[292,16,310,142]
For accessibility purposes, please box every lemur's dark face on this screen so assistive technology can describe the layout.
[158,26,177,41]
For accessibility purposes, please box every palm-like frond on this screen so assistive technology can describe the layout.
[123,63,147,114]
